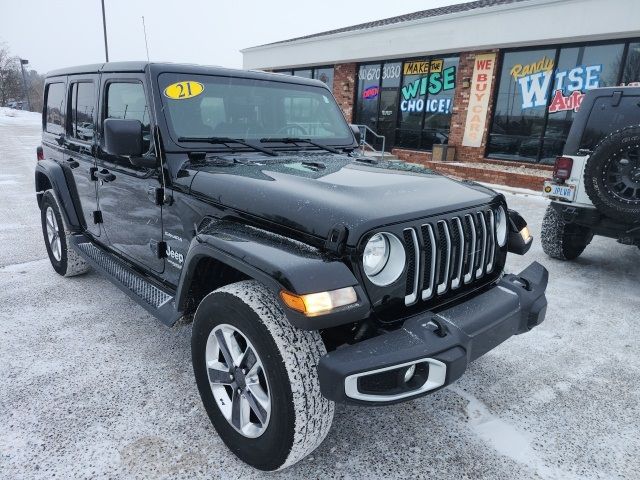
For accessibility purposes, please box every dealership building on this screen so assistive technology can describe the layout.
[242,0,640,189]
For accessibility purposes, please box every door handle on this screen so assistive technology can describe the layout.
[95,169,116,182]
[65,158,79,169]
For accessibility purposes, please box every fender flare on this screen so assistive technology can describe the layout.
[35,160,82,230]
[175,221,370,330]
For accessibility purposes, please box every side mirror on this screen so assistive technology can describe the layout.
[103,118,143,157]
[507,209,533,255]
[350,124,362,146]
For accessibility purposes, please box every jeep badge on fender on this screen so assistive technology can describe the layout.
[35,61,548,471]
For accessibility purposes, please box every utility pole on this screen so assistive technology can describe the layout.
[101,0,109,62]
[18,58,31,111]
[142,16,150,61]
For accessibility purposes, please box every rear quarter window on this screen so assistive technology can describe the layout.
[44,82,66,135]
[580,95,640,150]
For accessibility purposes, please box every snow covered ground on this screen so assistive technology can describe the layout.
[1,107,639,479]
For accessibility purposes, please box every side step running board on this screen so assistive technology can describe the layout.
[71,236,181,326]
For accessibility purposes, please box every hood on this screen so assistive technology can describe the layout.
[188,153,497,246]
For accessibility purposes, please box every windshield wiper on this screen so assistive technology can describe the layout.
[177,136,278,157]
[259,137,341,154]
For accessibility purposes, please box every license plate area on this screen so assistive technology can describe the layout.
[543,181,576,201]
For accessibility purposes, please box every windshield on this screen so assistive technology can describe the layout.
[158,73,353,147]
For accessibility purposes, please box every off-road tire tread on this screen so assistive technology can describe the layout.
[541,204,592,260]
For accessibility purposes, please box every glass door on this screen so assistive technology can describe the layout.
[376,62,401,151]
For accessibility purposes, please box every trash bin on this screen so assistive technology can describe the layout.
[432,144,455,162]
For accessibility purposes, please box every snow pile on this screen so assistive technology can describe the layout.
[0,107,41,126]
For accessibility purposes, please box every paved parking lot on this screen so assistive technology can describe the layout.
[1,109,639,479]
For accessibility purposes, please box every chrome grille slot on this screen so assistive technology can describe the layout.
[475,211,488,279]
[464,214,476,284]
[486,210,496,273]
[451,217,465,289]
[421,224,436,300]
[436,221,451,295]
[403,228,420,306]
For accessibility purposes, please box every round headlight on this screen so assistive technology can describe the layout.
[496,206,508,247]
[363,233,389,276]
[363,232,406,286]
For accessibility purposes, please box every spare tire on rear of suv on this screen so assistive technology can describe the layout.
[584,125,640,222]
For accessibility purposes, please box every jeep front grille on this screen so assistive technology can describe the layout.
[404,209,498,306]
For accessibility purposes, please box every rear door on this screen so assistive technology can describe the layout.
[62,76,100,236]
[95,73,164,273]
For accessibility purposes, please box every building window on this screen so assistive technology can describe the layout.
[488,40,629,164]
[397,56,458,150]
[313,67,334,88]
[354,57,458,151]
[293,68,312,79]
[274,66,335,89]
[622,42,640,85]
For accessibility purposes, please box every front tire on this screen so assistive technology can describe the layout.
[192,280,334,471]
[40,190,90,277]
[541,205,593,260]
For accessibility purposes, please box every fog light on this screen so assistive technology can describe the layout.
[404,364,416,383]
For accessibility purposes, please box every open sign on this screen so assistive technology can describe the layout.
[363,86,379,100]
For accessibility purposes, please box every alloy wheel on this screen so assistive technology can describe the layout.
[45,206,62,261]
[205,324,271,438]
[606,148,640,204]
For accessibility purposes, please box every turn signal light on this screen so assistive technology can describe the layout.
[280,287,357,316]
[520,226,532,244]
[36,146,44,161]
[553,156,573,181]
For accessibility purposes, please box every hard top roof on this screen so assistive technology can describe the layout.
[45,61,328,88]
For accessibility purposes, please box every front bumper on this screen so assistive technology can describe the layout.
[318,261,548,405]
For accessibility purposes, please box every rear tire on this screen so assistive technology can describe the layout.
[541,205,593,260]
[191,280,334,471]
[40,190,90,277]
[584,125,640,221]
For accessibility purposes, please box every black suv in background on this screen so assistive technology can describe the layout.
[36,62,548,470]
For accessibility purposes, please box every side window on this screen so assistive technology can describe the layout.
[45,83,65,134]
[68,82,96,141]
[580,96,640,151]
[105,82,151,151]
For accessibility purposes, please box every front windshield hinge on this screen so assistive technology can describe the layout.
[147,186,168,206]
[325,223,349,255]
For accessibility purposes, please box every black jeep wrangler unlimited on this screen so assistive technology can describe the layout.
[36,62,548,470]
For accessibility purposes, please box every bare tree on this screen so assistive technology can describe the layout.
[0,42,21,106]
[0,41,45,111]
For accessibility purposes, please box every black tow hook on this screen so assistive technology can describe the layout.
[512,276,532,291]
[430,317,448,337]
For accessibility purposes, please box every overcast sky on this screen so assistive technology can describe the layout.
[1,0,465,73]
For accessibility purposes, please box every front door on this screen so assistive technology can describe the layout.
[355,63,400,152]
[376,62,401,152]
[61,76,100,236]
[95,75,164,273]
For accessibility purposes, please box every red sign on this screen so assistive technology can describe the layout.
[363,86,379,100]
[548,89,585,113]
